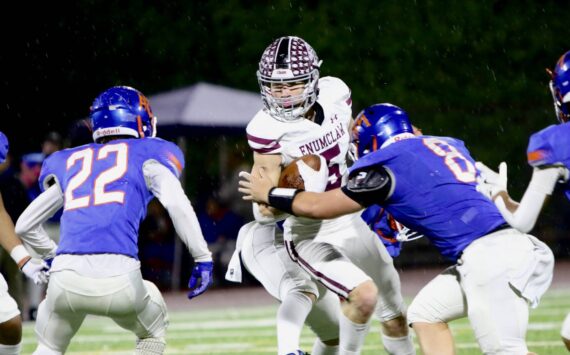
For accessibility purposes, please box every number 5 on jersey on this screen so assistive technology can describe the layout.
[65,143,128,210]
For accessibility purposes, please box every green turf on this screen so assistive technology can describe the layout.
[21,288,570,354]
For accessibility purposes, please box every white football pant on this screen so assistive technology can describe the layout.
[240,221,340,342]
[408,228,554,354]
[33,269,168,353]
[285,213,407,322]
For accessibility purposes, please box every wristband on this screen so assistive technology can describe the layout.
[268,187,301,215]
[10,245,31,269]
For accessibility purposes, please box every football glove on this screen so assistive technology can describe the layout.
[21,258,50,285]
[475,161,508,200]
[395,225,424,242]
[187,261,214,300]
[296,155,329,192]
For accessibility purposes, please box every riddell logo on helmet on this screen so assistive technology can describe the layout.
[98,128,122,135]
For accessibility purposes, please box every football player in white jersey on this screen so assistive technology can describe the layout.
[0,131,52,355]
[242,36,414,355]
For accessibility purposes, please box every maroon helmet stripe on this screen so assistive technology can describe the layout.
[275,37,290,69]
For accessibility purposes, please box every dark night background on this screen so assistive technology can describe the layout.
[1,0,569,258]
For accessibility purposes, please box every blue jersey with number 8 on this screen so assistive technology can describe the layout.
[349,135,505,261]
[39,137,184,259]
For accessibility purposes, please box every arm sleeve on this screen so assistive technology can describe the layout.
[143,160,212,262]
[14,184,62,259]
[341,165,393,207]
[496,166,564,233]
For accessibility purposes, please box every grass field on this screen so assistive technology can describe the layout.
[19,287,570,354]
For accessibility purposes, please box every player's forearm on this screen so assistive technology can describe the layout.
[14,184,62,258]
[0,199,37,268]
[0,208,21,253]
[252,202,287,224]
[163,195,212,262]
[495,167,561,233]
[144,162,212,262]
[266,186,362,219]
[291,189,363,219]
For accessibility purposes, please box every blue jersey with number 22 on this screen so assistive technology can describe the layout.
[39,137,184,259]
[350,135,505,261]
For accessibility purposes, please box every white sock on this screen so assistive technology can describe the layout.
[0,342,22,355]
[135,337,166,355]
[32,343,62,355]
[382,334,416,355]
[339,313,370,354]
[312,338,339,355]
[277,292,313,355]
[562,313,570,339]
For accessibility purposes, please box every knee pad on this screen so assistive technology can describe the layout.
[135,337,166,355]
[141,281,169,337]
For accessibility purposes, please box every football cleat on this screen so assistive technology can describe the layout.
[90,86,157,142]
[547,50,570,123]
[351,103,414,158]
[257,36,322,122]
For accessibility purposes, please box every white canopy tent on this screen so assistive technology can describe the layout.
[149,82,262,290]
[150,82,262,128]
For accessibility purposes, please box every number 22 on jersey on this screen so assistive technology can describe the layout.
[65,143,128,210]
[423,137,476,183]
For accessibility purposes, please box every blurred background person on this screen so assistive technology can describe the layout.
[41,132,63,158]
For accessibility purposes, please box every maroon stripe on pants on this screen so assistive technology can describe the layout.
[285,240,352,299]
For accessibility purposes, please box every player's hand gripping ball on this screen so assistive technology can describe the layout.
[279,154,328,192]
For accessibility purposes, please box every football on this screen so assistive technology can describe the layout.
[278,154,321,189]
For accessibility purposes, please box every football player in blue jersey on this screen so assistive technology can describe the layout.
[476,50,570,351]
[359,125,425,258]
[0,131,53,355]
[240,103,555,355]
[15,86,213,355]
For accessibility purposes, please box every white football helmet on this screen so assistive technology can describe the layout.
[257,36,322,122]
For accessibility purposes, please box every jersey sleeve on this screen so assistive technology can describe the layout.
[38,152,64,192]
[318,76,352,108]
[341,164,393,207]
[246,111,283,154]
[527,124,570,168]
[146,138,185,179]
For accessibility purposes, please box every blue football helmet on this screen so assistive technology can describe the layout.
[350,103,414,159]
[90,86,157,142]
[547,50,570,123]
[0,131,8,164]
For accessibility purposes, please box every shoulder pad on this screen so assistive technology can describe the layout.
[246,110,284,154]
[318,76,351,106]
[347,165,391,194]
[144,138,185,178]
[527,125,558,167]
